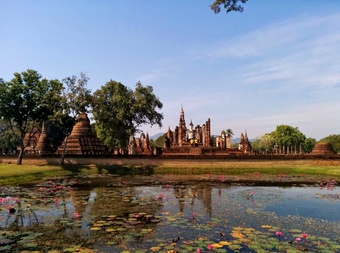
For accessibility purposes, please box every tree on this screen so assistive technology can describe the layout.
[251,133,275,154]
[270,125,306,154]
[151,133,167,148]
[0,119,20,153]
[92,80,163,150]
[211,0,248,14]
[0,70,63,164]
[44,120,69,152]
[303,137,316,154]
[226,128,234,138]
[54,73,92,165]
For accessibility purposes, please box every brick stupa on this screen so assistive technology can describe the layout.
[57,112,105,155]
[310,142,336,156]
[35,122,52,154]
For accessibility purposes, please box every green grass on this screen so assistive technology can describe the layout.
[0,159,339,185]
[0,164,71,185]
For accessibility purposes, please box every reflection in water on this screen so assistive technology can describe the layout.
[0,181,339,252]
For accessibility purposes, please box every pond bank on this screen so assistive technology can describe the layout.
[1,156,339,186]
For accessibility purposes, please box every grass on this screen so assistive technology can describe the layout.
[0,158,340,185]
[0,164,72,185]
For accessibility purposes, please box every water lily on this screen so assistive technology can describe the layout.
[296,237,301,242]
[54,197,60,206]
[301,233,308,238]
[197,248,202,253]
[275,231,282,237]
[73,212,80,219]
[208,243,214,250]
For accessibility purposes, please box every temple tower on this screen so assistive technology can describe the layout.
[178,106,186,146]
[36,122,52,154]
[205,118,211,147]
[57,112,105,155]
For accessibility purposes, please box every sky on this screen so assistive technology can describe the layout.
[1,0,340,141]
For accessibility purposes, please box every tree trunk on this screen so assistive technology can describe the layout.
[17,144,25,165]
[60,135,69,166]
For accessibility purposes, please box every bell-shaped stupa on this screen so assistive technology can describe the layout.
[36,122,52,154]
[57,112,105,155]
[310,142,336,156]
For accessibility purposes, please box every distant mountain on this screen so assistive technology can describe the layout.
[231,137,256,144]
[149,132,165,140]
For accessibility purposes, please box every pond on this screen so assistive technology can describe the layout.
[0,175,339,253]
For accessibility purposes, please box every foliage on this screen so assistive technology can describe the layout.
[44,120,68,152]
[270,125,306,153]
[0,119,20,153]
[52,72,92,139]
[210,135,217,147]
[252,125,316,154]
[92,80,163,149]
[50,73,92,164]
[319,134,340,153]
[251,133,275,154]
[303,137,317,154]
[152,133,167,148]
[226,128,234,137]
[0,70,63,164]
[62,72,92,115]
[211,0,248,14]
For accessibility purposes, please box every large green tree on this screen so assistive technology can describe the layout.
[303,137,317,154]
[92,80,163,150]
[251,133,275,154]
[270,125,306,154]
[0,70,63,164]
[0,119,20,153]
[211,0,248,14]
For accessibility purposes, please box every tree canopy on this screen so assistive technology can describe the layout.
[211,0,248,14]
[0,69,63,164]
[251,125,316,154]
[270,125,306,148]
[92,80,163,149]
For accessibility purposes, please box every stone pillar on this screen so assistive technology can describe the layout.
[221,131,226,148]
[206,118,211,147]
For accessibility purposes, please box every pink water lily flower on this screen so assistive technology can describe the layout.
[296,237,301,242]
[208,243,214,250]
[275,231,282,236]
[197,249,202,253]
[301,233,308,238]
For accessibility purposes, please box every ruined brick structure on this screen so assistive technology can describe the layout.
[57,112,105,155]
[215,131,252,154]
[135,132,152,155]
[310,142,336,156]
[22,128,40,154]
[35,122,52,154]
[238,131,252,154]
[164,106,211,148]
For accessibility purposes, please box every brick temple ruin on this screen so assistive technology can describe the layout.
[164,106,211,149]
[22,107,253,156]
[162,106,252,155]
[20,106,338,157]
[56,112,105,155]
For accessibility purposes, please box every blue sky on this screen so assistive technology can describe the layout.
[1,1,340,141]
